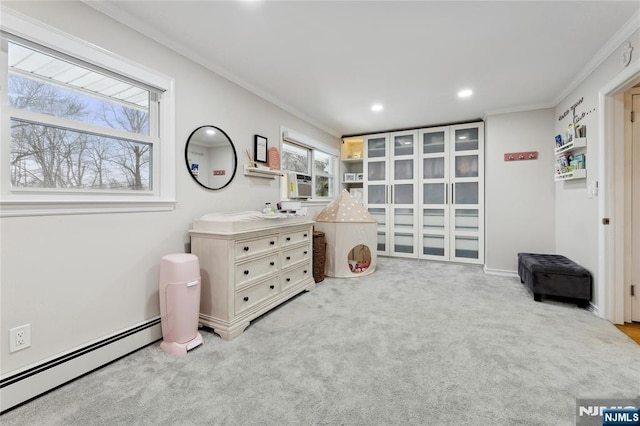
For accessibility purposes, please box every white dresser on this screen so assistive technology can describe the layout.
[189,214,315,340]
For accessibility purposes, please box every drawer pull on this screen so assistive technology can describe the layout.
[270,241,275,245]
[286,256,291,260]
[304,233,308,237]
[244,270,249,275]
[286,278,291,282]
[303,251,308,255]
[270,261,275,266]
[270,285,275,289]
[243,296,249,302]
[243,246,249,251]
[304,270,308,274]
[286,237,291,241]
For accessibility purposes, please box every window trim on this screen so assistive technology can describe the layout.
[0,8,176,217]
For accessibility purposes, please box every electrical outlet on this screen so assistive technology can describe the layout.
[9,324,31,353]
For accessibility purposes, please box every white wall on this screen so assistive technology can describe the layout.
[484,109,556,273]
[554,27,640,308]
[0,1,339,375]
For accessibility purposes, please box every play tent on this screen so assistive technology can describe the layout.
[314,189,377,278]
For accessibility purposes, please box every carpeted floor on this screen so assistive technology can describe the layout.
[2,257,639,425]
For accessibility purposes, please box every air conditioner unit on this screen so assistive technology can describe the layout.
[287,172,312,199]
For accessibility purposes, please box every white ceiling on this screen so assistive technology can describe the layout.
[87,1,640,137]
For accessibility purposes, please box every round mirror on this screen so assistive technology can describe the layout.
[185,125,237,190]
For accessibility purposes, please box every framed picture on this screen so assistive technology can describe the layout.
[344,173,356,182]
[254,135,268,163]
[356,173,363,181]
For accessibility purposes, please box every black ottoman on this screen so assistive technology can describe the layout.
[517,253,592,308]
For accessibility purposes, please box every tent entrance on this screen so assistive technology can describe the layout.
[348,244,372,273]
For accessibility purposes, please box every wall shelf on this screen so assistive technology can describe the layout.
[244,165,284,179]
[555,137,587,155]
[555,169,587,181]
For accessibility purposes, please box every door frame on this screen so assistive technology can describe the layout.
[598,59,640,324]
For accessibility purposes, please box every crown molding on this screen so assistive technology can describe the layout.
[552,8,640,107]
[83,1,341,138]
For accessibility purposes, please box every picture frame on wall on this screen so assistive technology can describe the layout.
[254,135,268,163]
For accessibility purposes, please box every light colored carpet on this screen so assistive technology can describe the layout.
[2,257,639,425]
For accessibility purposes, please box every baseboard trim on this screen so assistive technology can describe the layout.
[0,317,161,413]
[483,265,519,278]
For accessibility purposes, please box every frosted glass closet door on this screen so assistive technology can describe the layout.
[419,127,450,260]
[450,124,484,263]
[390,131,418,257]
[364,134,390,256]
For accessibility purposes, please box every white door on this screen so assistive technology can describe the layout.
[449,123,484,264]
[632,93,640,322]
[390,130,418,258]
[364,133,390,256]
[418,126,451,260]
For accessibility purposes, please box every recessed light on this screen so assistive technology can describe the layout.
[206,129,216,135]
[371,104,384,112]
[458,89,473,98]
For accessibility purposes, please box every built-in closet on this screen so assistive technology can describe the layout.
[342,121,484,264]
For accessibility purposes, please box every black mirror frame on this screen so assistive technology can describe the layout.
[185,125,238,190]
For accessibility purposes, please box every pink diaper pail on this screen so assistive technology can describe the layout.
[159,253,203,355]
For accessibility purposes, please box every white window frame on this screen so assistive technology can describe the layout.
[280,126,339,201]
[0,9,176,217]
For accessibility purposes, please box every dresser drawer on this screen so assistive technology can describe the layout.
[281,229,310,248]
[281,262,311,291]
[235,277,279,315]
[235,235,278,259]
[282,245,311,269]
[235,253,279,287]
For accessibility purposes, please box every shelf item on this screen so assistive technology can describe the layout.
[554,136,587,181]
[555,169,587,181]
[243,165,284,179]
[190,218,314,340]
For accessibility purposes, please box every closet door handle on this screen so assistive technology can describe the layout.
[451,183,454,205]
[445,184,448,205]
[390,184,394,204]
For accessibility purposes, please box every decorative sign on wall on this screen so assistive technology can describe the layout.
[504,151,538,161]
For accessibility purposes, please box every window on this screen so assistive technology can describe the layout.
[313,150,334,198]
[281,133,338,200]
[1,11,175,216]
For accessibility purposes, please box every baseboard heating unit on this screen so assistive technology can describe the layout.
[0,318,161,413]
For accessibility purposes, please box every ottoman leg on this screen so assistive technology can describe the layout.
[533,293,542,302]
